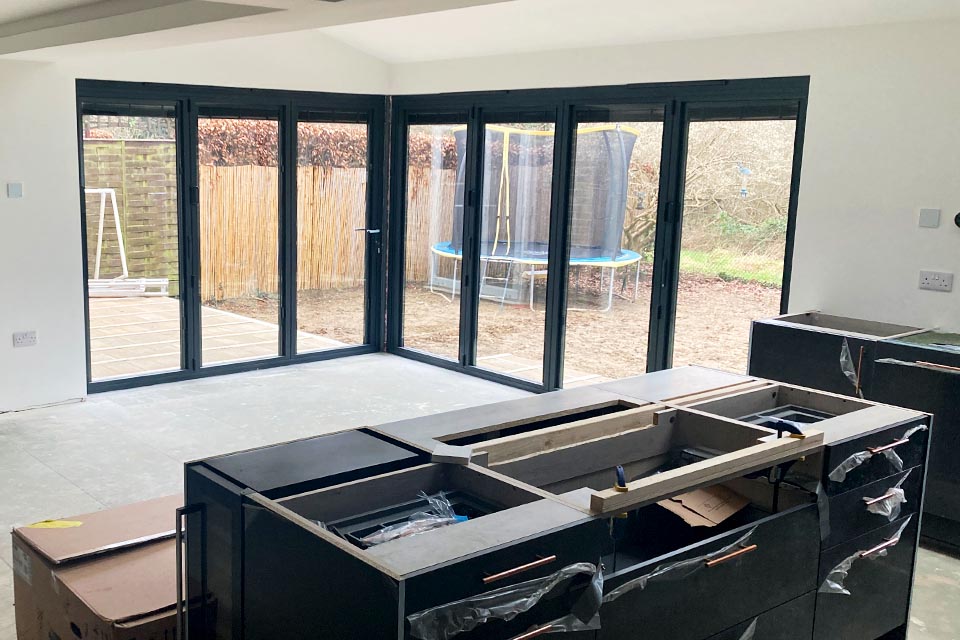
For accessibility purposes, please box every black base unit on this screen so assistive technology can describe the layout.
[750,312,960,550]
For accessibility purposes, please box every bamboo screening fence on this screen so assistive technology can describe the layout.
[198,165,454,302]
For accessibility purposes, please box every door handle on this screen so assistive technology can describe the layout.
[483,555,557,584]
[176,504,205,640]
[860,536,901,558]
[706,544,758,567]
[354,228,381,234]
[863,491,897,506]
[510,624,557,639]
[868,438,910,454]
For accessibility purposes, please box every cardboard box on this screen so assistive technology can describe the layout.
[657,485,749,527]
[11,495,182,640]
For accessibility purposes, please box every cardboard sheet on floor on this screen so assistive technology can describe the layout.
[657,486,749,527]
[11,494,182,640]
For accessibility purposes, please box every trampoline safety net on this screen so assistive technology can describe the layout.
[451,125,638,261]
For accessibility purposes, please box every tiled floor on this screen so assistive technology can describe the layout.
[0,355,958,638]
[0,353,529,636]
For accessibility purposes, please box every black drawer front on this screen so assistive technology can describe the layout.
[871,353,960,522]
[748,321,875,397]
[598,504,819,640]
[814,515,918,640]
[404,518,607,616]
[706,591,815,640]
[405,571,600,640]
[822,466,922,548]
[823,421,928,495]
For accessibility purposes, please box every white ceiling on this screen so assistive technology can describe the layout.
[321,0,960,63]
[0,0,103,23]
[0,0,512,58]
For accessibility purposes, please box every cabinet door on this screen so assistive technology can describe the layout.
[706,591,815,640]
[822,420,929,496]
[814,515,918,640]
[822,466,922,548]
[872,352,960,522]
[748,321,874,397]
[404,519,607,640]
[598,505,819,640]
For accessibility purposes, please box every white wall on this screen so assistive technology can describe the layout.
[2,19,959,411]
[0,33,388,412]
[59,30,390,93]
[0,61,86,411]
[392,20,960,332]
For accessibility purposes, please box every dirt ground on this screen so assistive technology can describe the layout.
[213,272,782,384]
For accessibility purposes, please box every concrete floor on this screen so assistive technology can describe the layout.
[0,354,957,638]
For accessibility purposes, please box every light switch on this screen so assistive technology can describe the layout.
[919,208,941,228]
[6,182,23,199]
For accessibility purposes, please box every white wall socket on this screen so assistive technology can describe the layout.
[919,270,954,292]
[12,330,38,348]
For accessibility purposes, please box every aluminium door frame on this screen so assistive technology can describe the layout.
[658,97,808,369]
[77,77,807,394]
[77,80,387,393]
[387,77,809,390]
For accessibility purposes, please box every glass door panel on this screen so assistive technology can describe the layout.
[562,117,664,387]
[474,122,556,384]
[197,114,280,366]
[673,118,797,372]
[296,119,369,353]
[401,123,466,361]
[81,108,183,381]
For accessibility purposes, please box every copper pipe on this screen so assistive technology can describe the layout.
[864,491,897,506]
[483,555,557,585]
[868,438,910,454]
[705,544,758,567]
[860,537,900,558]
[511,624,556,640]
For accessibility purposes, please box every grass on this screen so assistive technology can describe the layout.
[679,248,783,287]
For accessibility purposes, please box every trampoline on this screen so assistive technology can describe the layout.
[428,123,646,311]
[431,242,642,311]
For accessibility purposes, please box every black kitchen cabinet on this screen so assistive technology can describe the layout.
[750,314,960,549]
[180,367,928,640]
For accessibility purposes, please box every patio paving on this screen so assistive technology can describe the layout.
[89,297,342,380]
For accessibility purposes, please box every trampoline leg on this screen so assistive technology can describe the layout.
[634,262,641,301]
[529,265,535,311]
[499,261,513,310]
[479,258,489,299]
[606,267,614,312]
[451,261,458,300]
[428,253,435,294]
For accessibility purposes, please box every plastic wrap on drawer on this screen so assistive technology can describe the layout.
[864,469,912,521]
[827,425,927,483]
[407,562,602,640]
[818,515,913,596]
[603,526,757,604]
[738,618,758,640]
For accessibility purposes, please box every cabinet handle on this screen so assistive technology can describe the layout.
[511,624,556,640]
[860,536,900,558]
[706,544,758,567]
[864,491,897,506]
[868,438,910,454]
[483,555,557,585]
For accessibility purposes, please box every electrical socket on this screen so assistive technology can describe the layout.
[12,330,38,348]
[919,271,954,292]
